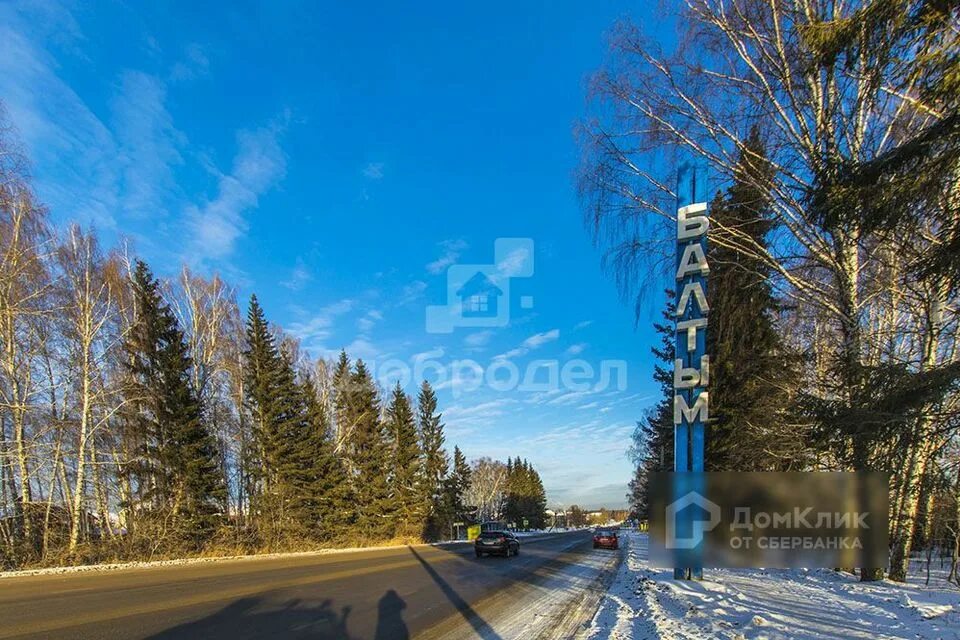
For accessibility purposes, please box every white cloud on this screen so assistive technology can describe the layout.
[0,10,119,228]
[398,280,428,306]
[0,3,287,269]
[547,390,595,406]
[464,330,494,348]
[497,246,532,277]
[187,123,287,261]
[287,298,355,344]
[573,320,594,331]
[444,399,516,420]
[524,329,560,349]
[111,70,186,219]
[426,239,468,275]
[341,337,380,361]
[362,162,384,179]
[280,258,312,291]
[357,309,383,332]
[566,342,587,355]
[494,328,561,360]
[169,43,210,82]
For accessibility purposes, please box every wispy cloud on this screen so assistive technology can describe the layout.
[573,320,594,331]
[426,239,468,275]
[566,342,587,355]
[497,245,532,277]
[0,8,119,228]
[287,298,355,345]
[357,309,383,332]
[464,330,494,348]
[546,390,595,406]
[111,70,185,219]
[494,328,560,360]
[398,280,428,306]
[187,121,288,261]
[280,258,312,290]
[362,161,384,180]
[0,3,288,271]
[169,43,210,82]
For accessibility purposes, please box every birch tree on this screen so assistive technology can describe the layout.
[57,226,126,553]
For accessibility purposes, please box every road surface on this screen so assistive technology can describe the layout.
[0,530,617,639]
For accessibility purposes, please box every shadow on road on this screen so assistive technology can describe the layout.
[373,589,409,640]
[408,546,504,640]
[143,592,394,640]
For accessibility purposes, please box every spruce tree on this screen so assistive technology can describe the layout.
[349,360,394,538]
[124,260,224,546]
[706,129,801,471]
[417,380,450,539]
[626,295,676,519]
[243,295,318,542]
[302,374,353,540]
[243,295,284,535]
[269,349,316,539]
[444,446,471,529]
[386,383,423,538]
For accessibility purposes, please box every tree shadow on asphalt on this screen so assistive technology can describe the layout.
[144,591,410,640]
[408,546,504,640]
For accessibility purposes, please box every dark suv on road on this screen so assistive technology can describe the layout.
[475,530,520,558]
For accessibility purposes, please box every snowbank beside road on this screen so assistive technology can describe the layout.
[585,531,960,640]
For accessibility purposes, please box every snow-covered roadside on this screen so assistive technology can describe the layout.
[584,531,960,640]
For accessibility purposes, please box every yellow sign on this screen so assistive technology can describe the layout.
[467,524,481,541]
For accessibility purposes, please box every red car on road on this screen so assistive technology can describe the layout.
[593,528,619,550]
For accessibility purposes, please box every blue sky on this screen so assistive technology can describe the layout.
[0,0,678,509]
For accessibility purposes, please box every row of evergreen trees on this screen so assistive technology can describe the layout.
[503,458,548,530]
[119,264,476,550]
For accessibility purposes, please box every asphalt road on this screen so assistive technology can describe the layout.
[0,530,602,640]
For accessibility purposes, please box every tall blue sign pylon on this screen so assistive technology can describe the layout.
[673,160,709,580]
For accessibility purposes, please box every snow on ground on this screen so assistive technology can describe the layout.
[585,531,960,640]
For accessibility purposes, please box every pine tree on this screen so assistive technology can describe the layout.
[386,382,423,538]
[124,260,224,546]
[706,129,801,471]
[417,380,450,539]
